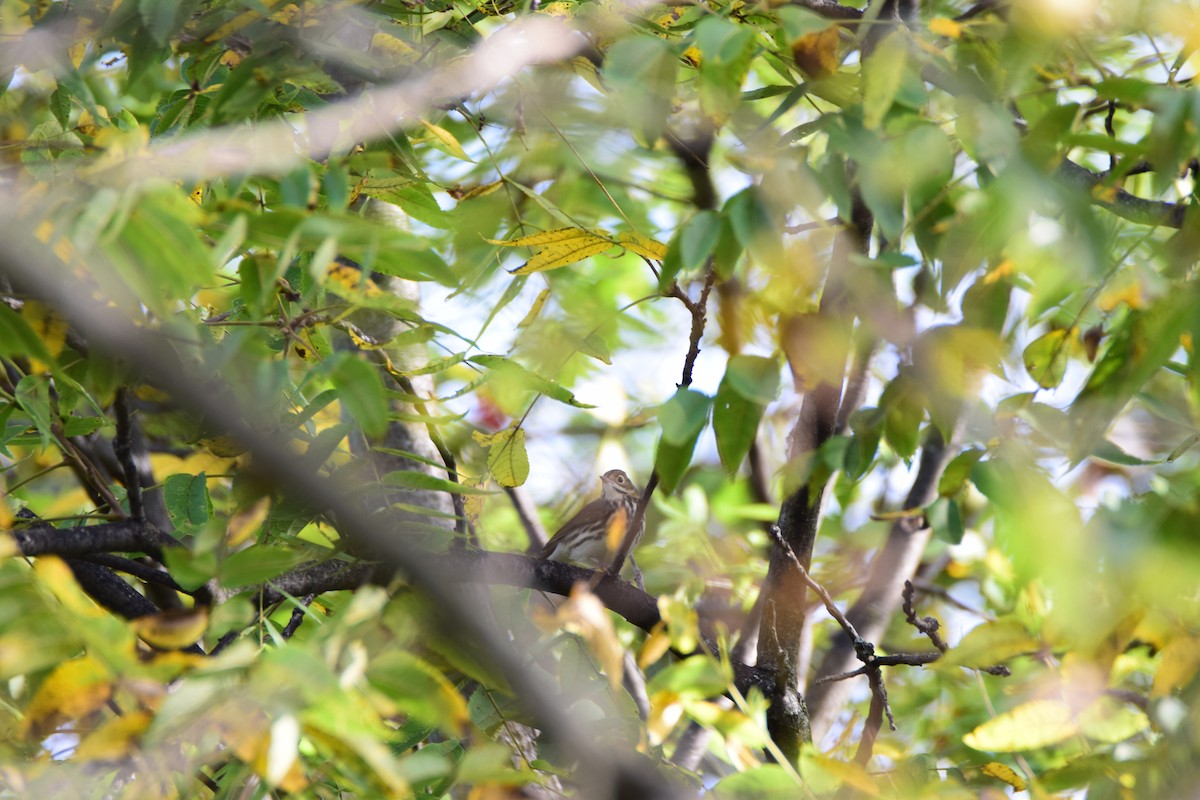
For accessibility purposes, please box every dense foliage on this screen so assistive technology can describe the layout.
[4,0,1200,796]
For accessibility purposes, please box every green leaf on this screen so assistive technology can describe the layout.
[713,386,763,474]
[724,187,781,266]
[658,388,712,446]
[468,355,594,409]
[164,473,213,529]
[879,373,923,461]
[162,546,218,591]
[1072,302,1190,461]
[926,497,964,544]
[938,448,986,496]
[330,355,388,439]
[1023,328,1071,389]
[695,17,757,123]
[368,651,470,731]
[646,655,729,696]
[603,36,678,146]
[14,375,54,448]
[713,765,802,798]
[862,31,908,129]
[218,545,312,588]
[661,210,720,286]
[655,389,712,493]
[382,471,493,495]
[723,355,781,404]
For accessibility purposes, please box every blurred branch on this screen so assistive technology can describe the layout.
[0,233,684,800]
[510,485,550,552]
[786,0,864,20]
[11,516,177,559]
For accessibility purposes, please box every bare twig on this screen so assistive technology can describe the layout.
[902,579,948,652]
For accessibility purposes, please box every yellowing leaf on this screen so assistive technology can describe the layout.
[1152,635,1200,697]
[420,120,473,162]
[1077,696,1150,743]
[131,607,210,650]
[472,426,529,488]
[792,26,839,78]
[75,711,152,760]
[517,289,552,329]
[964,700,1077,751]
[488,228,616,275]
[615,232,668,260]
[22,655,113,738]
[929,17,963,38]
[980,762,1026,791]
[227,496,270,547]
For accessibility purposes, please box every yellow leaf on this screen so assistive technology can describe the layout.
[420,120,473,162]
[131,607,210,651]
[929,17,963,38]
[371,32,419,64]
[807,753,880,796]
[19,300,67,374]
[325,260,383,298]
[21,655,113,738]
[488,228,617,275]
[615,232,668,260]
[638,623,672,669]
[963,700,1077,751]
[980,762,1026,791]
[75,711,152,760]
[487,227,606,248]
[1153,635,1200,697]
[517,289,552,328]
[453,181,503,201]
[227,496,270,547]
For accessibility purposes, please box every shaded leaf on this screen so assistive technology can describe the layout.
[940,619,1037,669]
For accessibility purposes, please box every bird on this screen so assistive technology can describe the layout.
[540,469,643,566]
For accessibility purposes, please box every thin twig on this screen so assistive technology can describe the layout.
[902,579,948,652]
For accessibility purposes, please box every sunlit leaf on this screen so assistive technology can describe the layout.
[940,619,1038,669]
[1152,635,1200,697]
[1023,328,1071,389]
[472,426,529,488]
[489,228,615,275]
[979,762,1026,791]
[963,700,1077,751]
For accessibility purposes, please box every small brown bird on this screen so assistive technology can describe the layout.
[540,469,643,566]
